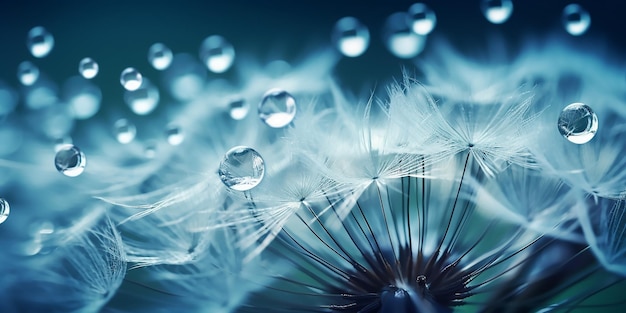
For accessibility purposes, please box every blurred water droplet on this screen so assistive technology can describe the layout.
[17,61,40,86]
[144,141,157,159]
[0,82,18,116]
[481,0,513,24]
[78,57,99,79]
[54,144,86,177]
[562,4,590,36]
[124,78,159,115]
[558,102,598,144]
[0,198,10,224]
[219,146,265,191]
[383,12,426,59]
[164,54,206,101]
[258,88,296,128]
[165,125,184,146]
[407,3,437,35]
[27,26,54,58]
[113,118,136,144]
[120,67,143,91]
[200,35,235,73]
[148,43,173,70]
[229,97,249,120]
[64,76,102,120]
[332,17,370,57]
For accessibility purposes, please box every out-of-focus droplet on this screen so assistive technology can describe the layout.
[562,4,590,36]
[164,54,206,101]
[383,12,426,59]
[165,125,184,146]
[0,198,9,224]
[124,78,159,115]
[144,141,157,159]
[27,26,54,58]
[558,102,598,144]
[78,57,99,79]
[54,144,86,177]
[407,3,437,35]
[331,17,370,57]
[200,35,235,73]
[120,67,143,91]
[113,118,136,144]
[228,97,249,120]
[0,82,18,116]
[17,61,40,86]
[258,88,296,128]
[148,43,173,70]
[481,0,514,24]
[63,76,102,120]
[219,146,265,191]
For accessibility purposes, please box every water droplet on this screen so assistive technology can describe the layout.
[0,198,10,224]
[144,141,157,159]
[78,57,99,79]
[383,12,426,59]
[558,103,598,144]
[17,61,40,86]
[64,76,102,120]
[481,0,514,24]
[148,43,173,70]
[331,17,370,57]
[219,146,265,191]
[54,144,86,177]
[120,67,143,91]
[407,3,437,35]
[228,97,249,120]
[124,78,159,115]
[165,125,184,146]
[113,118,136,144]
[562,4,590,36]
[0,82,18,116]
[258,88,297,128]
[200,35,235,73]
[27,26,54,58]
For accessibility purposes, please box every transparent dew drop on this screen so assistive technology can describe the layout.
[199,35,235,73]
[148,43,173,70]
[124,78,159,115]
[0,198,9,224]
[27,26,54,58]
[219,146,265,191]
[17,61,40,86]
[407,3,437,35]
[383,12,426,59]
[331,17,370,58]
[558,102,598,144]
[78,57,99,79]
[481,0,514,24]
[120,67,143,91]
[63,76,102,120]
[562,4,590,36]
[165,125,184,146]
[54,144,86,177]
[228,97,249,120]
[258,88,297,128]
[113,118,136,144]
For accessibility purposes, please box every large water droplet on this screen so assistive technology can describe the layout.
[558,102,598,144]
[0,198,9,224]
[165,125,184,146]
[113,118,136,144]
[219,146,265,191]
[54,144,86,177]
[17,61,40,86]
[229,97,249,120]
[78,57,99,79]
[27,26,54,58]
[408,3,437,35]
[562,4,590,36]
[148,43,173,70]
[331,17,370,58]
[120,67,143,91]
[383,12,426,59]
[481,0,514,24]
[258,88,297,128]
[200,35,235,73]
[124,79,159,115]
